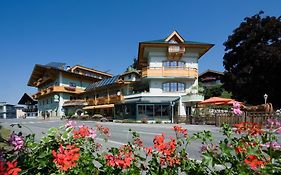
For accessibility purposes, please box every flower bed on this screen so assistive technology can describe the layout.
[0,118,281,174]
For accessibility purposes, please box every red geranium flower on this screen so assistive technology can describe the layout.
[173,125,188,136]
[234,122,263,136]
[97,125,110,137]
[73,125,90,139]
[104,144,134,169]
[52,144,80,171]
[235,146,244,154]
[153,133,179,167]
[145,147,153,156]
[0,160,21,175]
[244,155,266,170]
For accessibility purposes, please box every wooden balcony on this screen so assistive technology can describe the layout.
[142,67,198,78]
[22,108,38,112]
[32,86,84,99]
[87,95,124,106]
[63,100,88,107]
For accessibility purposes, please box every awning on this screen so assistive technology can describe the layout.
[181,94,204,103]
[83,104,114,110]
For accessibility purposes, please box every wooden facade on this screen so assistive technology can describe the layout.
[142,67,198,78]
[87,95,124,106]
[32,86,84,99]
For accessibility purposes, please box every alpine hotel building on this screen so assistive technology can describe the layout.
[27,31,213,122]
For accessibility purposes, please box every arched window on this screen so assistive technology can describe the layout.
[163,61,185,68]
[162,82,185,92]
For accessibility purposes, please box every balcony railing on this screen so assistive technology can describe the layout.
[63,100,88,107]
[142,67,198,78]
[32,86,84,99]
[22,108,38,112]
[87,95,124,106]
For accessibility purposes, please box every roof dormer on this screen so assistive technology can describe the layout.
[165,31,185,43]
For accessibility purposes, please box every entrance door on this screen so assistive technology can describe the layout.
[186,106,192,124]
[186,106,192,116]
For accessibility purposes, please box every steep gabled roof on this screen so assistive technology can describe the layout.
[18,93,37,105]
[199,69,224,77]
[69,65,112,77]
[165,30,185,43]
[27,64,102,87]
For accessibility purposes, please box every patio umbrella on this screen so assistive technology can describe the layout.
[199,97,234,105]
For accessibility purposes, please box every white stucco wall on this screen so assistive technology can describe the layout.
[123,74,137,81]
[141,47,203,118]
[178,98,186,116]
[149,79,197,94]
[147,48,200,69]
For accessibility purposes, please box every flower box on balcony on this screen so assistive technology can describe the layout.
[64,86,76,91]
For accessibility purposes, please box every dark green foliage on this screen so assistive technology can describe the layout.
[203,84,232,99]
[203,85,224,99]
[222,11,281,108]
[126,58,138,71]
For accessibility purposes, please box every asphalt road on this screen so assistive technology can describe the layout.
[0,118,225,160]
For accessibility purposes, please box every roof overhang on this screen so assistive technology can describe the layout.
[27,64,101,87]
[69,65,112,78]
[199,69,224,78]
[137,42,214,69]
[18,93,37,105]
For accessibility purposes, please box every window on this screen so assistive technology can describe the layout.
[163,83,170,92]
[163,61,185,68]
[178,83,185,92]
[138,105,145,116]
[154,105,162,117]
[170,82,177,92]
[162,82,185,92]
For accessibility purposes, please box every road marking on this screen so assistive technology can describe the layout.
[96,138,125,145]
[17,120,58,124]
[123,130,162,136]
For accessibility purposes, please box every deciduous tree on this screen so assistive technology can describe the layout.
[223,11,281,108]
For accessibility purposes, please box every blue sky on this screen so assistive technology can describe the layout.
[0,0,280,104]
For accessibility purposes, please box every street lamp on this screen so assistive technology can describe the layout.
[170,101,175,124]
[264,94,268,104]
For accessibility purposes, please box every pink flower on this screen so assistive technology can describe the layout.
[266,119,281,134]
[65,120,76,129]
[89,128,97,139]
[233,102,241,108]
[233,108,242,115]
[261,141,281,150]
[8,133,24,151]
[232,102,242,115]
